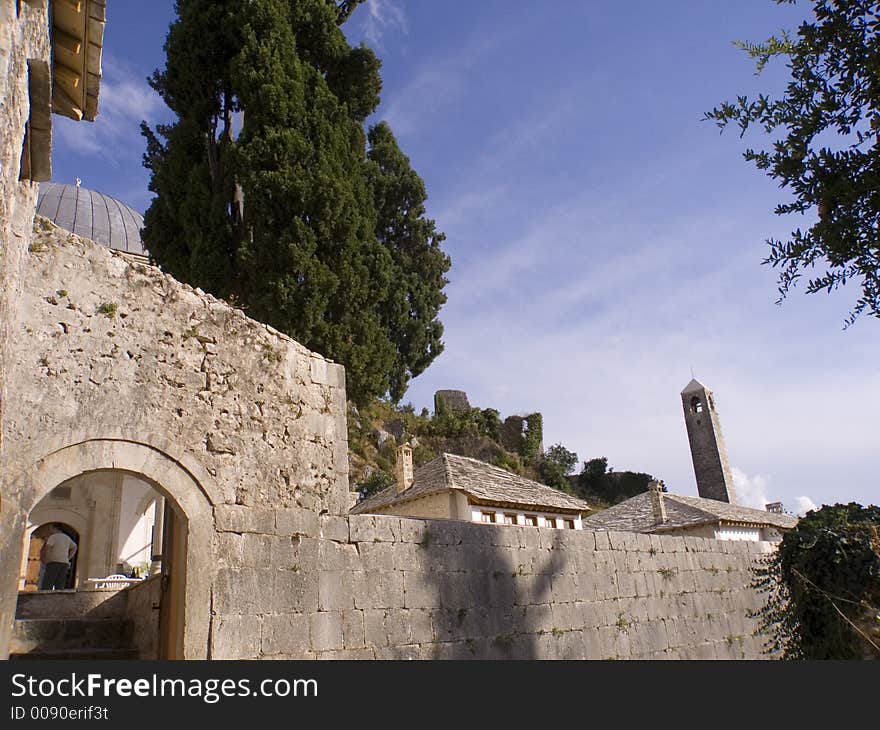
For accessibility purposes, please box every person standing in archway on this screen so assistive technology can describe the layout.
[38,525,77,591]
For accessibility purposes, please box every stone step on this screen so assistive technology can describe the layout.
[10,618,134,655]
[15,589,128,620]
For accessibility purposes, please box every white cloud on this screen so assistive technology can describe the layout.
[363,0,407,49]
[793,496,818,517]
[731,467,770,509]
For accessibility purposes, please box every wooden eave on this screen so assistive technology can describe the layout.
[50,0,106,122]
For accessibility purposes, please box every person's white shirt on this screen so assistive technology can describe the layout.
[44,532,77,564]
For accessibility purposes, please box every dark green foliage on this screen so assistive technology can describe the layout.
[428,401,503,441]
[520,413,543,464]
[752,503,880,659]
[142,0,448,404]
[706,0,880,326]
[538,443,579,493]
[576,457,656,503]
[366,121,450,400]
[356,469,395,499]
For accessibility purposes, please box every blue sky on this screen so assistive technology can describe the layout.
[52,1,879,513]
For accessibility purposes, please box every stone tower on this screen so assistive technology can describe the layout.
[681,379,737,504]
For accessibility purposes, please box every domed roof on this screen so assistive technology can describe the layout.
[36,182,147,257]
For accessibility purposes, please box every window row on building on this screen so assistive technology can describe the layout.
[471,508,580,530]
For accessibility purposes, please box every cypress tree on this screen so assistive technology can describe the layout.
[142,0,449,404]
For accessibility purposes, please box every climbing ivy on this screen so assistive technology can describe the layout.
[752,503,880,659]
[520,413,543,464]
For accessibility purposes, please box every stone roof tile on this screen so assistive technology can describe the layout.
[351,453,591,515]
[581,491,798,533]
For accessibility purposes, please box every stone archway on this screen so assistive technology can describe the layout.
[0,438,215,659]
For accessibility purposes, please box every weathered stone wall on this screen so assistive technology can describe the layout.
[0,1,51,656]
[5,220,348,513]
[212,512,773,660]
[124,576,162,660]
[0,221,348,658]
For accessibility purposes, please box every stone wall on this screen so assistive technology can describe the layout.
[0,1,51,656]
[4,219,348,514]
[212,512,773,660]
[124,576,162,660]
[0,221,348,658]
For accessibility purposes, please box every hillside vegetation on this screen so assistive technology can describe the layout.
[347,397,658,508]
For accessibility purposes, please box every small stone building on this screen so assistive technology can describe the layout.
[351,446,592,529]
[582,482,797,542]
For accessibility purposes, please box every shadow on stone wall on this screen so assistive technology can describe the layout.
[419,525,568,659]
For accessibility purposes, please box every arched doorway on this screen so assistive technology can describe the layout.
[24,523,80,591]
[1,438,216,660]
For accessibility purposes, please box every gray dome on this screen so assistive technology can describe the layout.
[36,182,147,256]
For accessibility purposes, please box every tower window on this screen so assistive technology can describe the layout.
[690,396,703,414]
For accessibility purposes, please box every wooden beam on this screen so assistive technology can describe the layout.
[52,84,83,121]
[52,26,82,55]
[52,61,81,89]
[57,0,83,13]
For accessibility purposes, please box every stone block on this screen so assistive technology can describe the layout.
[430,608,459,643]
[406,608,435,644]
[318,570,353,611]
[260,613,310,656]
[215,532,244,568]
[486,571,516,607]
[277,536,319,572]
[403,571,438,609]
[551,602,582,632]
[211,614,261,659]
[275,507,319,538]
[214,505,274,534]
[373,644,427,660]
[489,524,520,548]
[310,612,344,652]
[392,541,429,572]
[270,568,319,614]
[319,515,349,542]
[318,539,359,571]
[347,515,374,544]
[593,530,611,551]
[341,610,365,650]
[633,532,653,552]
[372,515,401,542]
[520,603,553,635]
[355,570,404,610]
[316,648,375,660]
[213,569,260,615]
[309,357,328,385]
[363,609,388,648]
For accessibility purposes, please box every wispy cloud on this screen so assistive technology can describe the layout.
[362,0,407,49]
[54,56,164,171]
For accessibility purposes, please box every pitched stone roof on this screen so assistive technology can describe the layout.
[351,453,591,515]
[581,491,798,534]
